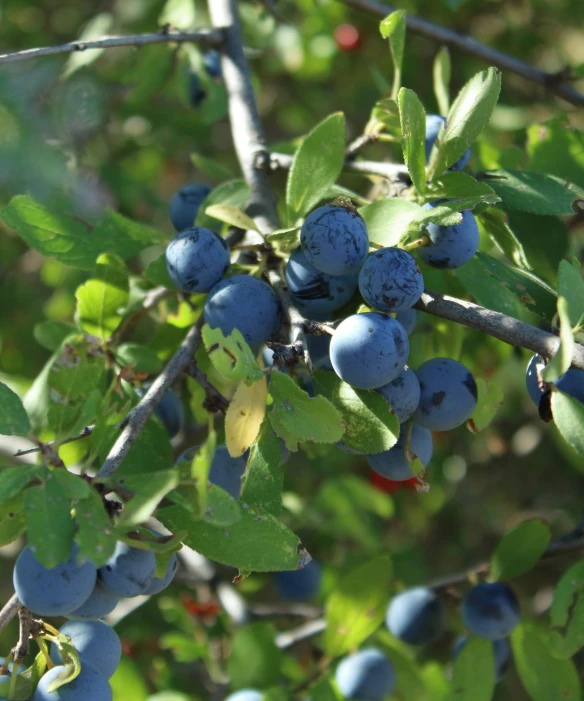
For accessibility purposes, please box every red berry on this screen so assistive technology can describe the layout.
[369,471,419,494]
[335,24,360,52]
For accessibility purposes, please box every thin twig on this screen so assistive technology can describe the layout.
[339,0,584,108]
[12,608,33,662]
[275,618,327,650]
[109,286,171,347]
[250,603,322,619]
[97,316,205,478]
[271,151,409,181]
[187,363,230,414]
[0,28,224,66]
[0,594,20,635]
[208,0,280,234]
[414,290,584,371]
[13,425,94,458]
[346,133,379,160]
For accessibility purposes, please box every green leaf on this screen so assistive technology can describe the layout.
[467,378,503,433]
[478,208,531,270]
[324,555,392,658]
[110,658,149,701]
[0,496,26,546]
[202,324,263,386]
[511,621,582,701]
[202,485,242,527]
[366,97,400,137]
[398,88,427,194]
[482,170,584,215]
[116,470,180,527]
[558,260,584,327]
[551,390,584,455]
[379,11,406,99]
[265,227,301,254]
[490,519,551,581]
[114,344,163,374]
[195,180,251,230]
[157,504,311,572]
[286,113,346,221]
[0,466,44,505]
[204,204,259,233]
[429,67,501,178]
[190,153,234,182]
[0,652,47,701]
[0,196,165,269]
[0,382,31,436]
[74,487,117,567]
[313,371,399,454]
[360,199,424,247]
[24,474,74,569]
[63,13,113,77]
[144,254,174,288]
[98,418,173,478]
[54,470,91,500]
[454,252,558,321]
[433,47,451,116]
[159,0,196,30]
[75,253,129,339]
[240,421,283,518]
[268,372,344,451]
[526,116,584,187]
[449,637,495,701]
[228,623,283,691]
[549,560,584,659]
[427,172,500,203]
[542,298,574,382]
[33,320,77,352]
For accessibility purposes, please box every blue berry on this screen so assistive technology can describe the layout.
[225,692,262,701]
[136,384,184,439]
[203,51,222,80]
[413,358,477,431]
[300,204,369,275]
[188,73,207,108]
[367,422,432,480]
[526,353,584,405]
[33,663,112,701]
[452,635,510,681]
[425,114,470,171]
[177,445,247,499]
[98,542,156,598]
[50,620,121,680]
[330,313,409,390]
[143,548,178,596]
[166,227,230,294]
[418,203,479,269]
[395,309,418,335]
[376,365,421,424]
[169,182,212,232]
[462,582,520,640]
[65,583,119,621]
[335,648,395,701]
[307,333,333,371]
[386,587,445,645]
[285,248,358,316]
[13,544,96,617]
[204,275,280,351]
[359,248,424,313]
[274,560,322,601]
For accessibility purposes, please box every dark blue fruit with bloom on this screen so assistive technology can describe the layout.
[386,586,446,645]
[376,365,421,424]
[418,203,479,269]
[169,182,212,232]
[204,275,280,351]
[425,114,471,171]
[33,663,112,701]
[65,582,119,621]
[358,247,424,313]
[166,227,230,294]
[526,353,584,405]
[335,648,396,701]
[462,582,520,640]
[98,542,156,598]
[301,204,369,275]
[396,308,418,335]
[177,445,247,499]
[275,560,322,601]
[136,384,184,439]
[452,635,510,681]
[203,51,222,80]
[13,544,96,617]
[330,312,409,390]
[367,422,432,480]
[414,358,478,431]
[50,620,121,679]
[285,247,358,316]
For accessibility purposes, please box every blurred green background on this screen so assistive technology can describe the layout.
[1,0,584,699]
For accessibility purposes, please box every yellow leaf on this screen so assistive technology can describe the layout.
[225,377,267,457]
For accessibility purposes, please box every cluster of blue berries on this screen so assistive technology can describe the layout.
[526,353,584,418]
[7,534,178,699]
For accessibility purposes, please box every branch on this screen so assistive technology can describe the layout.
[186,363,230,414]
[0,28,224,66]
[12,608,33,662]
[0,594,20,635]
[275,617,327,650]
[97,316,205,478]
[339,0,584,108]
[251,603,322,619]
[271,151,409,181]
[13,425,94,458]
[208,0,280,234]
[415,290,584,371]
